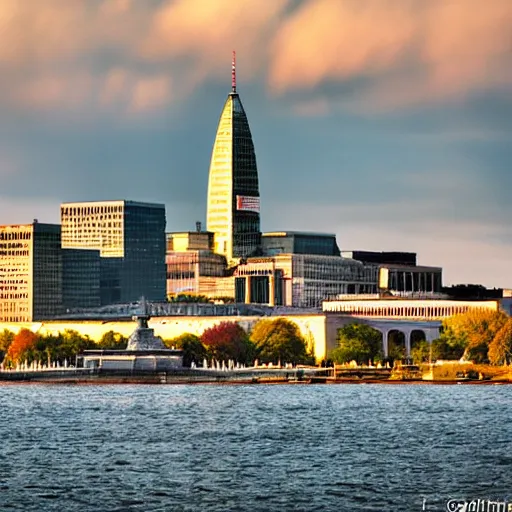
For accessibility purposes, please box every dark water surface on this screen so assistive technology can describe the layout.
[0,384,510,511]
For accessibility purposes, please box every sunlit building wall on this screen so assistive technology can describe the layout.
[234,255,379,308]
[166,250,234,299]
[206,60,261,262]
[61,200,166,304]
[0,222,62,322]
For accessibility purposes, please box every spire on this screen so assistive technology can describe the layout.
[231,50,237,93]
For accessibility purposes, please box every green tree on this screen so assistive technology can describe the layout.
[250,318,311,365]
[329,323,383,365]
[59,330,95,362]
[410,340,431,364]
[168,294,211,303]
[387,331,406,362]
[0,329,15,363]
[201,322,255,364]
[167,333,207,367]
[97,331,128,350]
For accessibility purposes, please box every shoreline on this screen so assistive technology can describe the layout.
[1,376,510,386]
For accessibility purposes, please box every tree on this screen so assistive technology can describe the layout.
[201,322,255,364]
[4,329,39,366]
[329,323,383,365]
[410,340,431,364]
[97,331,128,350]
[250,318,311,364]
[440,309,507,363]
[168,294,211,303]
[488,317,512,365]
[387,331,406,362]
[0,329,15,363]
[167,333,207,367]
[59,330,95,361]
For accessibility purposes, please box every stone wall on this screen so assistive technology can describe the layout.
[0,314,330,362]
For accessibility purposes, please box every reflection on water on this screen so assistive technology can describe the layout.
[0,384,510,511]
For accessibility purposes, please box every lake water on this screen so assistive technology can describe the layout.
[0,383,510,511]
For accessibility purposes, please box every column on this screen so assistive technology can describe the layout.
[405,329,412,356]
[268,274,275,307]
[245,276,251,304]
[382,330,389,357]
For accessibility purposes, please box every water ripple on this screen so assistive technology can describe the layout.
[0,384,511,511]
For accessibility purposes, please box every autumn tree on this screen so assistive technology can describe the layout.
[201,322,255,364]
[97,331,128,350]
[440,309,507,363]
[250,318,311,365]
[329,323,383,365]
[4,329,39,366]
[166,333,207,367]
[488,317,512,365]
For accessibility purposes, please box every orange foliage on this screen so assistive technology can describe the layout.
[489,317,512,365]
[5,329,38,364]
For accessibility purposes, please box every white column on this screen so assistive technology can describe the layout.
[405,329,412,356]
[382,330,389,357]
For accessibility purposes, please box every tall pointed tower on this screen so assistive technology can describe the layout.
[206,52,261,262]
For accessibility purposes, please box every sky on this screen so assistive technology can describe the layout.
[1,0,511,288]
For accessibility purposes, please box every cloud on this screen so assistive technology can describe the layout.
[269,0,512,109]
[139,0,290,90]
[129,75,172,112]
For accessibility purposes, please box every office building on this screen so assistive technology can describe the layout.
[61,200,166,304]
[206,52,261,261]
[0,222,62,322]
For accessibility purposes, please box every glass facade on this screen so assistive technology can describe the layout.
[207,92,261,261]
[61,200,166,305]
[62,249,101,310]
[262,232,341,257]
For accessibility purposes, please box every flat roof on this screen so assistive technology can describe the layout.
[167,231,213,236]
[263,231,337,238]
[0,222,60,230]
[61,200,165,209]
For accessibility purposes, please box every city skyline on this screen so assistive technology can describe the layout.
[1,0,511,288]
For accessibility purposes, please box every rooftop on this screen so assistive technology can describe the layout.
[61,200,165,209]
[263,231,337,238]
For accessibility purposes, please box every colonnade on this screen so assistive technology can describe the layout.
[324,301,496,319]
[378,327,439,357]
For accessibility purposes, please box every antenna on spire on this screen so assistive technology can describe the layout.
[231,50,237,93]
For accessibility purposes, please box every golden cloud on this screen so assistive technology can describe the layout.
[269,0,512,108]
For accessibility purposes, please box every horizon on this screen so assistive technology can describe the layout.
[1,0,511,288]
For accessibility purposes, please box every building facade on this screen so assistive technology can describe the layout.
[206,53,261,262]
[262,231,341,257]
[233,254,379,307]
[61,200,166,304]
[62,249,101,310]
[0,222,62,322]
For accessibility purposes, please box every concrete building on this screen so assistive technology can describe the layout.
[61,200,166,304]
[322,296,501,357]
[0,222,62,322]
[206,52,261,261]
[342,251,443,294]
[233,254,378,307]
